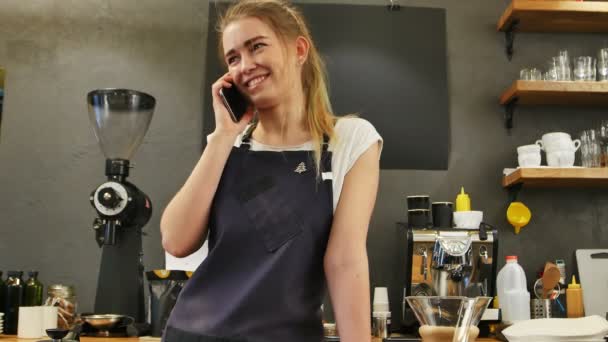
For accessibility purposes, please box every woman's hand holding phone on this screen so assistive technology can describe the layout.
[211,73,254,139]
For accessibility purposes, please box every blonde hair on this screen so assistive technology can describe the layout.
[216,0,336,175]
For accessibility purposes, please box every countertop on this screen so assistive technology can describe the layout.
[0,336,501,341]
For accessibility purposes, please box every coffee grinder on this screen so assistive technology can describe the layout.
[87,89,155,327]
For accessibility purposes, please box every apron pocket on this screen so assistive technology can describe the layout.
[239,176,303,252]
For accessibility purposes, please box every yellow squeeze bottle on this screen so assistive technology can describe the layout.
[566,275,585,318]
[455,187,471,212]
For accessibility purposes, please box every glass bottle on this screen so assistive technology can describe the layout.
[0,271,6,319]
[5,271,24,334]
[24,271,44,306]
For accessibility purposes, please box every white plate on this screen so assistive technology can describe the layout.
[503,316,608,341]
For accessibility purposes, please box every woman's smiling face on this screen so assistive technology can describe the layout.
[222,16,299,110]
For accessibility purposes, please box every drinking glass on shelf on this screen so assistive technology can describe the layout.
[598,48,608,81]
[572,56,595,81]
[581,129,601,168]
[529,68,542,81]
[554,55,571,81]
[598,121,608,167]
[520,68,531,80]
[545,59,558,81]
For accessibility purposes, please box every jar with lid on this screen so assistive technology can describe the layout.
[45,284,77,329]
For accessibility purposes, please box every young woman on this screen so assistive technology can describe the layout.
[160,1,382,341]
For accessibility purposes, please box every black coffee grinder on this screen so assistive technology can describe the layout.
[87,89,155,327]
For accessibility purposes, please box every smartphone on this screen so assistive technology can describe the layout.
[219,84,249,123]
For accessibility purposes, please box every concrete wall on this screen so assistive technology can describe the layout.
[0,0,607,322]
[0,0,207,311]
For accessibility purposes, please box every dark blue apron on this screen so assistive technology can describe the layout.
[164,129,334,342]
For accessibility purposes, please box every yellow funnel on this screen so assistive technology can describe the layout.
[507,202,531,234]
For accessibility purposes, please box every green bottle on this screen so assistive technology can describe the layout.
[24,271,43,306]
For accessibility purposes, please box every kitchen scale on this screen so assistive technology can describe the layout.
[87,89,155,330]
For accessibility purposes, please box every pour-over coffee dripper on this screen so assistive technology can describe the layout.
[405,296,491,342]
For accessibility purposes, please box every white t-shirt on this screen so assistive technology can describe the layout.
[234,117,383,211]
[166,117,383,270]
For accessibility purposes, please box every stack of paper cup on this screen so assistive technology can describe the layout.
[373,287,389,312]
[17,306,58,339]
[372,287,391,338]
[0,312,4,334]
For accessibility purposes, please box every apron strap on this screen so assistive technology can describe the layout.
[240,124,331,171]
[322,134,330,152]
[240,122,257,151]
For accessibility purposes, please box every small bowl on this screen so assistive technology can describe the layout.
[80,314,134,335]
[453,211,483,229]
[46,328,70,340]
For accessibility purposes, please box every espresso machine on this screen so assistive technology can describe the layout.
[401,223,500,334]
[87,89,155,329]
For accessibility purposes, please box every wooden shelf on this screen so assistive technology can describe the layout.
[500,80,608,106]
[503,167,608,188]
[498,0,608,33]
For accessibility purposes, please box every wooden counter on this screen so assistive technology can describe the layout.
[0,337,144,342]
[0,336,501,341]
[0,337,141,342]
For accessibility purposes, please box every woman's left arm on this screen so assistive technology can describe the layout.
[324,141,381,342]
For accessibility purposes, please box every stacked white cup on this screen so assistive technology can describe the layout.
[535,132,581,167]
[372,287,391,338]
[517,144,542,167]
[17,306,58,339]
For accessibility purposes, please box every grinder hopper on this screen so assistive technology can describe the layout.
[88,88,155,161]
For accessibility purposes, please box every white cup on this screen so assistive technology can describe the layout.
[517,144,541,167]
[18,306,43,339]
[547,149,576,167]
[373,287,389,312]
[41,306,58,337]
[517,144,540,154]
[518,153,541,167]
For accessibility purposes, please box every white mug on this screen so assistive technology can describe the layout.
[536,132,581,152]
[547,149,576,167]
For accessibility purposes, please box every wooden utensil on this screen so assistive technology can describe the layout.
[542,262,561,299]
